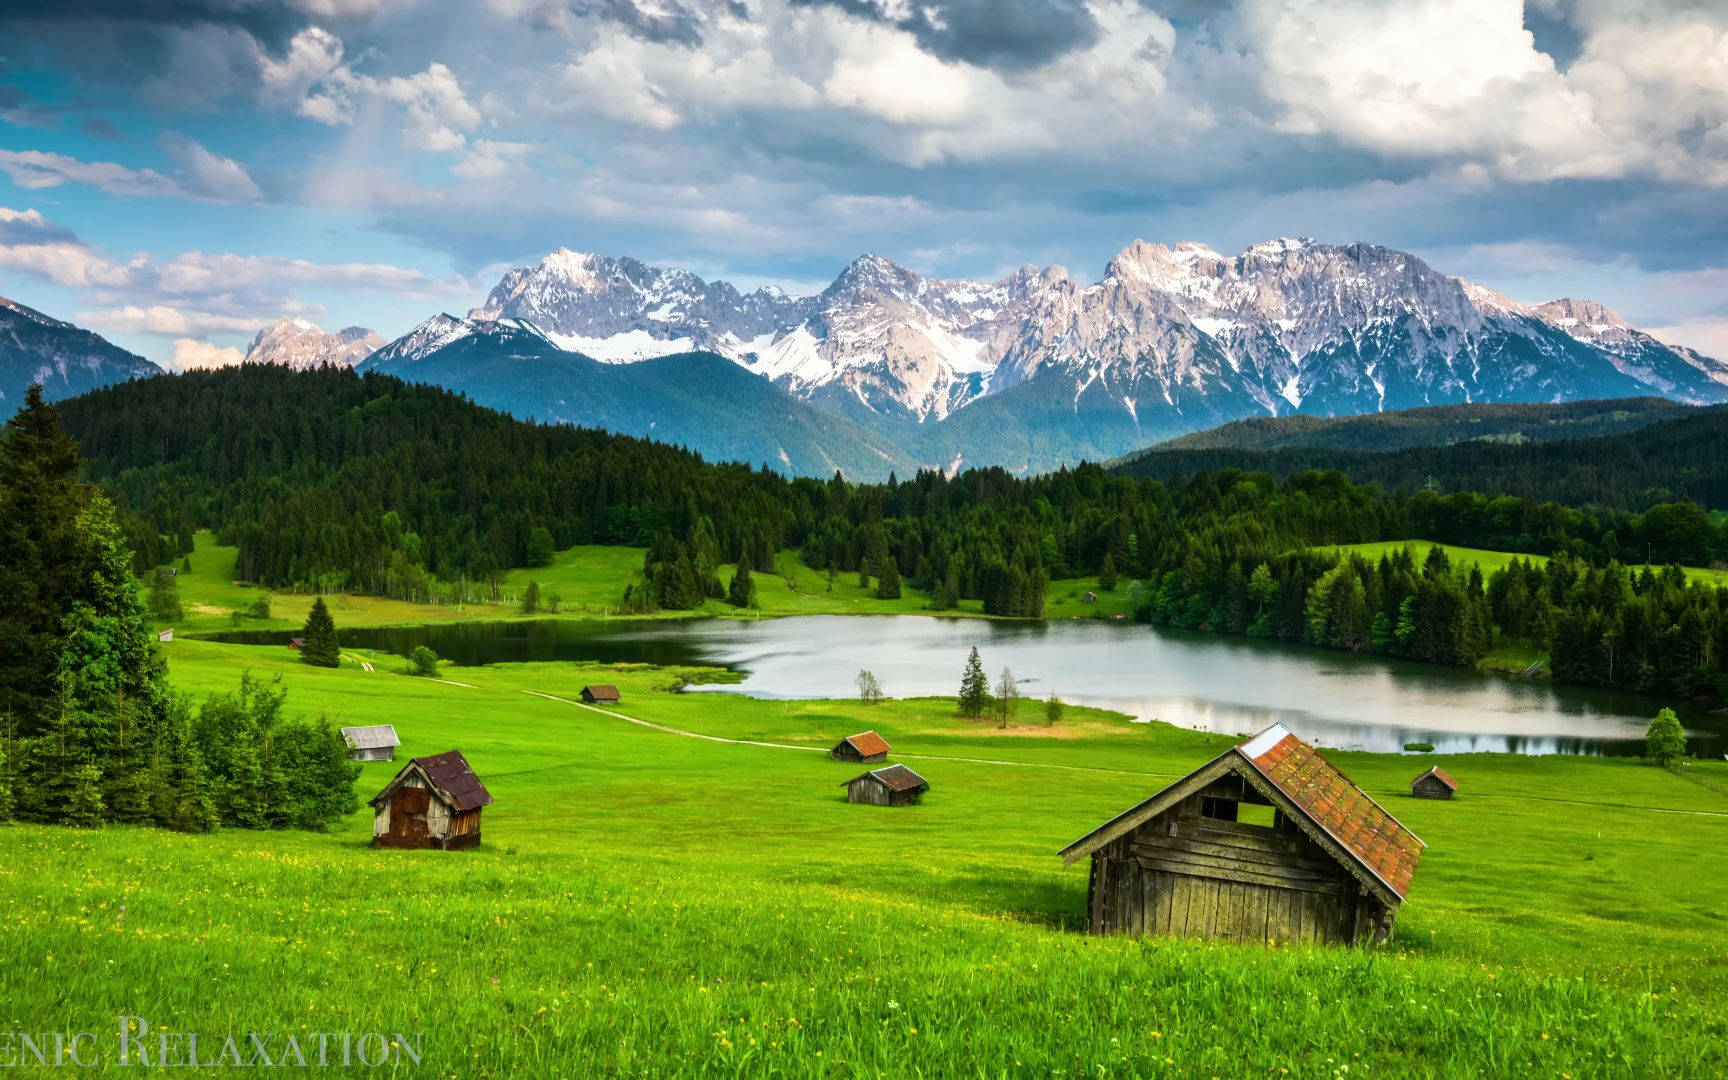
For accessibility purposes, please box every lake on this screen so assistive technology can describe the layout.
[205,614,1725,757]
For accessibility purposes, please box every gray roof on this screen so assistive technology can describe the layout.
[341,724,401,750]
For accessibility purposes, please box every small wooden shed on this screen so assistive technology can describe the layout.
[370,750,492,850]
[288,637,306,651]
[341,724,401,762]
[1410,766,1457,800]
[580,684,622,704]
[831,730,891,763]
[1058,724,1424,946]
[844,764,928,806]
[1082,591,1098,603]
[156,628,174,642]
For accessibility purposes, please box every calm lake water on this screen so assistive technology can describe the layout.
[207,614,1726,757]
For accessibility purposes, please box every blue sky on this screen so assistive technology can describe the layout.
[2,0,1726,369]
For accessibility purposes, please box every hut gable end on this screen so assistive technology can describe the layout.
[1058,725,1426,946]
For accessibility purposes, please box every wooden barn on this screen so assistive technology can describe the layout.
[843,764,928,806]
[156,628,174,642]
[1058,724,1424,946]
[831,730,891,763]
[340,724,401,762]
[288,637,306,651]
[370,750,492,850]
[1410,766,1458,800]
[580,684,622,704]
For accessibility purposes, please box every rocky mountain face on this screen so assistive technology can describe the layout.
[356,238,1728,477]
[243,317,383,370]
[0,295,159,406]
[470,249,810,362]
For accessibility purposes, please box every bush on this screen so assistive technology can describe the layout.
[409,646,440,678]
[1404,742,1435,753]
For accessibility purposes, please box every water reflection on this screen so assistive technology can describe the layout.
[205,614,1723,757]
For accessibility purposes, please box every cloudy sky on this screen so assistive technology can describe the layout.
[1,0,1726,369]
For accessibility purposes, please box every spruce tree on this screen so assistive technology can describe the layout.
[876,556,902,600]
[299,596,341,668]
[66,763,105,828]
[521,579,541,615]
[957,646,989,719]
[729,556,756,608]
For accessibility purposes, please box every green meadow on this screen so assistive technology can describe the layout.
[166,532,1138,637]
[2,638,1726,1076]
[1322,540,1728,587]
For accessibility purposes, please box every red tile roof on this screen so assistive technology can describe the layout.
[1414,766,1458,790]
[841,731,891,757]
[843,764,928,793]
[1240,727,1424,900]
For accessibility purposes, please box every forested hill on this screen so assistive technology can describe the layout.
[1117,404,1728,512]
[1146,398,1687,454]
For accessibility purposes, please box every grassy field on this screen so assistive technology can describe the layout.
[1323,540,1728,587]
[2,639,1726,1075]
[166,533,1139,637]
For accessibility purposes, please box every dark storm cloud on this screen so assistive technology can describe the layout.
[793,0,1098,70]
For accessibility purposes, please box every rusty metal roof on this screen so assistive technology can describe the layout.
[583,684,621,701]
[1413,765,1458,790]
[1239,725,1424,900]
[840,730,891,757]
[843,763,927,793]
[340,724,400,750]
[1058,724,1424,904]
[412,749,492,811]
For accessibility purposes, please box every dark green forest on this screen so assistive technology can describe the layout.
[0,387,360,831]
[1120,403,1728,512]
[47,365,1728,699]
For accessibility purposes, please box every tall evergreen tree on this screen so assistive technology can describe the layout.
[149,567,184,622]
[876,556,902,600]
[957,646,989,719]
[521,579,541,615]
[299,596,341,668]
[728,559,756,608]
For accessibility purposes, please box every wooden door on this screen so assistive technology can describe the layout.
[391,787,430,845]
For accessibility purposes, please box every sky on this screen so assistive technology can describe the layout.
[1,0,1726,370]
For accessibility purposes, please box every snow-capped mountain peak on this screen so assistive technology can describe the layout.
[243,316,382,371]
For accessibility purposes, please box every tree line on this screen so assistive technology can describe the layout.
[0,387,359,831]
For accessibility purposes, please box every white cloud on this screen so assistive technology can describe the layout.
[0,207,133,287]
[377,63,483,151]
[452,140,534,180]
[0,150,181,196]
[79,305,265,336]
[166,338,248,371]
[160,136,264,201]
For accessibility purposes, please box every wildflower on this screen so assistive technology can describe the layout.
[490,977,500,985]
[887,1000,900,1010]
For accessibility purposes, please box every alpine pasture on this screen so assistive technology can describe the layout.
[2,636,1726,1077]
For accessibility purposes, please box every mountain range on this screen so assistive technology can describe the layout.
[6,236,1727,478]
[0,296,158,407]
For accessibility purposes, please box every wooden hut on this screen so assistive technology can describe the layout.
[370,750,492,850]
[1058,723,1424,946]
[156,628,174,642]
[288,637,306,651]
[831,730,891,763]
[843,764,928,806]
[580,684,622,704]
[1082,591,1098,603]
[1410,766,1457,800]
[341,724,401,762]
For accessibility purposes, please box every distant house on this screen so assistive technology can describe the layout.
[844,764,928,806]
[288,637,306,651]
[156,628,174,642]
[1410,766,1458,800]
[1082,592,1098,603]
[580,684,622,705]
[341,724,401,762]
[1058,723,1425,946]
[831,730,891,763]
[370,750,492,850]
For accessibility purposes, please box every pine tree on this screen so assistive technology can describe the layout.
[876,556,902,600]
[66,762,104,828]
[521,580,541,615]
[1100,553,1118,592]
[729,558,756,608]
[299,596,340,668]
[526,526,556,567]
[957,646,989,719]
